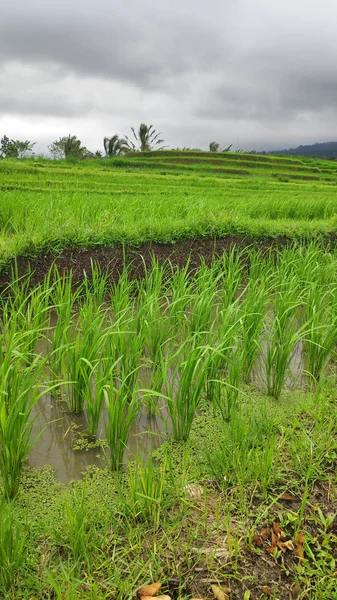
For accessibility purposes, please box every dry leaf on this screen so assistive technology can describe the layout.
[295,531,304,561]
[266,531,278,554]
[261,528,270,541]
[137,583,162,598]
[211,584,230,600]
[261,587,271,597]
[273,522,286,539]
[253,535,263,548]
[141,597,170,600]
[280,492,295,501]
[277,539,294,553]
[185,483,204,499]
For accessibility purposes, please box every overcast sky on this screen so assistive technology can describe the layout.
[1,0,337,154]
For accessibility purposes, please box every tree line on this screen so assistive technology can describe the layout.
[0,123,244,159]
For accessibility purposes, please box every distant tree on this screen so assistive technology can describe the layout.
[209,141,220,152]
[94,150,103,158]
[103,135,126,157]
[0,135,35,158]
[49,135,87,159]
[123,123,165,152]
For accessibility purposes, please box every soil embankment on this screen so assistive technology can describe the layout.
[0,235,299,288]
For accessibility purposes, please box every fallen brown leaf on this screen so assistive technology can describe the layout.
[280,492,295,501]
[266,530,278,554]
[137,583,162,598]
[211,584,230,600]
[277,539,294,553]
[261,528,270,540]
[253,534,263,548]
[140,596,170,600]
[273,522,286,539]
[261,587,271,597]
[295,531,304,561]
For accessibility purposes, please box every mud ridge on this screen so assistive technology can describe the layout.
[0,235,335,289]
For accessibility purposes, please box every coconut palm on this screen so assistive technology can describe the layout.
[209,141,220,152]
[123,123,165,152]
[103,135,126,158]
[49,135,87,159]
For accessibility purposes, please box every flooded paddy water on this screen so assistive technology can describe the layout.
[2,247,337,488]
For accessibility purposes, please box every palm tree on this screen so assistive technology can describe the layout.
[103,135,126,157]
[49,135,86,159]
[209,141,220,152]
[123,124,165,152]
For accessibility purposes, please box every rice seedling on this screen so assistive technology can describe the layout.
[64,482,91,565]
[188,267,219,340]
[162,340,209,441]
[301,284,337,383]
[84,355,119,437]
[218,247,243,309]
[81,260,110,305]
[61,298,107,413]
[240,277,269,382]
[0,501,27,593]
[127,454,167,530]
[0,352,50,499]
[207,405,278,498]
[104,371,141,471]
[264,276,305,399]
[2,284,51,362]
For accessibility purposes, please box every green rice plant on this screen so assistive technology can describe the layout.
[162,340,209,441]
[264,277,304,399]
[141,297,172,416]
[110,266,136,319]
[81,259,110,305]
[206,305,242,415]
[167,258,193,330]
[61,298,107,413]
[64,482,91,565]
[0,501,27,593]
[207,406,278,498]
[224,344,245,419]
[48,269,83,377]
[217,247,243,308]
[104,371,141,471]
[84,356,119,437]
[0,354,50,499]
[127,454,167,530]
[301,284,337,382]
[2,284,51,362]
[107,311,145,396]
[187,260,221,340]
[240,277,269,382]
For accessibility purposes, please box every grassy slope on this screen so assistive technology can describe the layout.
[1,151,337,266]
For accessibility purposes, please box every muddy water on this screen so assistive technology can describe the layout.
[28,305,308,484]
[29,394,168,484]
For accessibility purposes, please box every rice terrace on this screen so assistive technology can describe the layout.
[2,149,337,600]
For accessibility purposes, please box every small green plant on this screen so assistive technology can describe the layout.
[127,454,167,530]
[0,501,27,593]
[104,372,141,471]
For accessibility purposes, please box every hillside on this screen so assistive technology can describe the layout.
[269,141,337,160]
[1,150,337,273]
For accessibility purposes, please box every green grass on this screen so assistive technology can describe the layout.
[1,152,337,268]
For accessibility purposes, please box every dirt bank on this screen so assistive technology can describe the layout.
[0,236,297,289]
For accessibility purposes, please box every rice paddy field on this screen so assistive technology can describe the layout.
[1,152,337,600]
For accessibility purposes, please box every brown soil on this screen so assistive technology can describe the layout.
[0,236,293,289]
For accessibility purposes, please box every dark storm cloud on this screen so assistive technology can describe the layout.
[0,0,230,87]
[1,0,337,150]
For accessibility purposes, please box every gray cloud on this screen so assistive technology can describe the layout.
[1,0,337,151]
